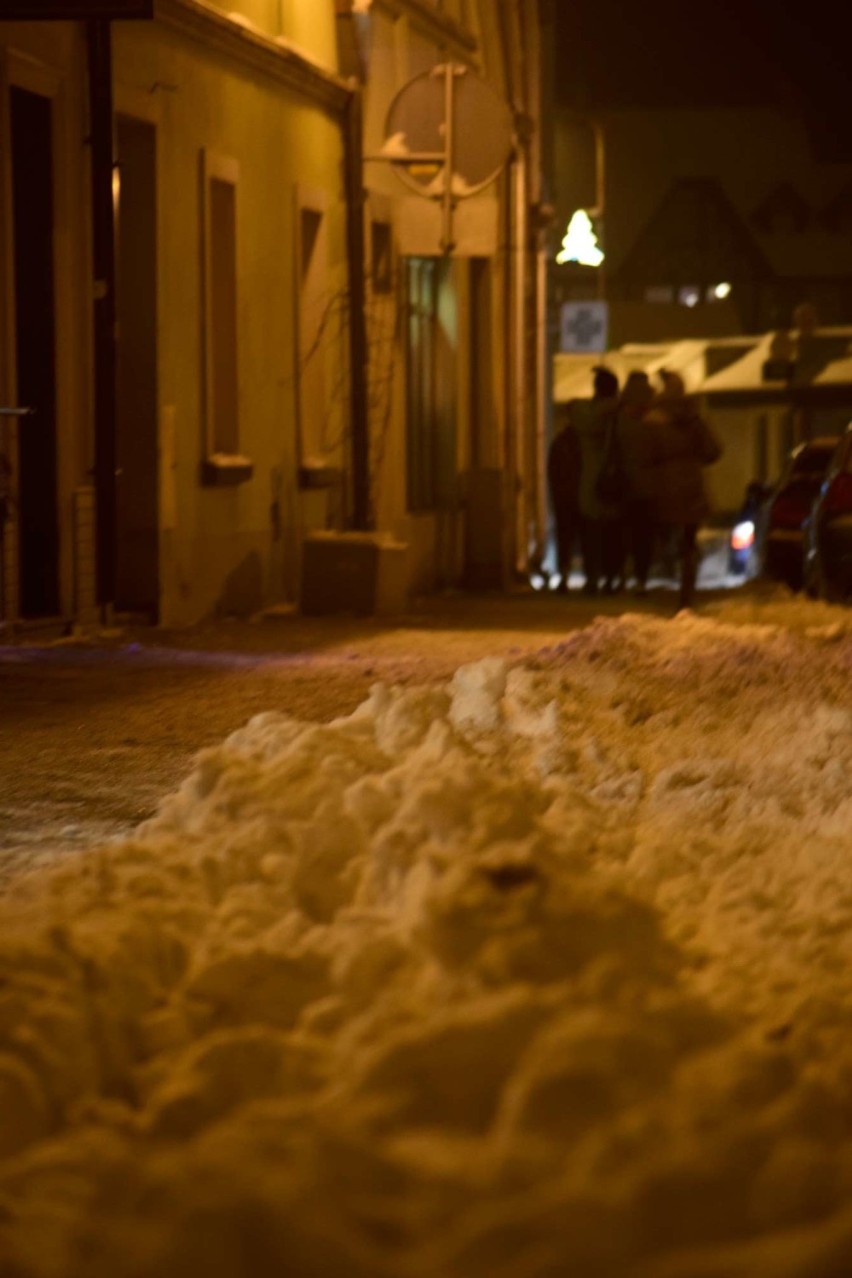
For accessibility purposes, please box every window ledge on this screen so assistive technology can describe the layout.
[201,453,254,486]
[298,461,342,490]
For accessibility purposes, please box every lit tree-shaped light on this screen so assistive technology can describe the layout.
[556,209,604,267]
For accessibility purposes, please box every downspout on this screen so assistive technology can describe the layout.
[496,0,521,583]
[512,1,537,579]
[515,0,552,580]
[512,143,529,577]
[529,0,552,575]
[501,165,516,585]
[341,81,371,530]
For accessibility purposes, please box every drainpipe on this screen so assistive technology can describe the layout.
[525,0,549,576]
[86,19,117,617]
[496,0,522,582]
[513,144,529,577]
[501,166,515,585]
[341,85,371,531]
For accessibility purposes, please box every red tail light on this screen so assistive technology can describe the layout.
[823,473,852,518]
[730,520,755,551]
[771,491,811,530]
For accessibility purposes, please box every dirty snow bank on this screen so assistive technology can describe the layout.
[2,605,852,1277]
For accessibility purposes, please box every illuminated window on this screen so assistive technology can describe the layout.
[707,281,732,302]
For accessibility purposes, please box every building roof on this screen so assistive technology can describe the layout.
[701,329,852,394]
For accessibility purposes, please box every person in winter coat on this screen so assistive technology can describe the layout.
[547,402,582,592]
[614,370,657,594]
[644,370,722,609]
[572,365,621,595]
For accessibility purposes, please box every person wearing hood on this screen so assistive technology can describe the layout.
[572,365,621,595]
[643,370,723,610]
[614,370,657,595]
[547,401,582,592]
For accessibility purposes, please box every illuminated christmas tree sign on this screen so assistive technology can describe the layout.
[556,210,604,267]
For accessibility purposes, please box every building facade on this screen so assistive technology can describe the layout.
[0,0,549,630]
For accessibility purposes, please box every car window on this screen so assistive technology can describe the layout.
[841,437,852,474]
[790,446,836,476]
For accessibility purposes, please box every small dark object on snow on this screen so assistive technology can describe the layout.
[482,863,541,891]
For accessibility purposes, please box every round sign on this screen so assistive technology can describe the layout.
[383,64,514,199]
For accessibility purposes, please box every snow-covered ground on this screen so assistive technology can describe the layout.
[2,596,852,1277]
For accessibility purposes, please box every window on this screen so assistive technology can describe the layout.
[296,196,332,472]
[201,149,251,484]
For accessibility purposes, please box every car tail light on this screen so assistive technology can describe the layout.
[771,491,811,530]
[730,520,755,551]
[823,473,852,518]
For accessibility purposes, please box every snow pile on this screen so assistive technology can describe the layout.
[2,609,852,1277]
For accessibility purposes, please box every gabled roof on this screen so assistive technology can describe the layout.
[751,182,811,234]
[820,181,852,233]
[618,177,773,286]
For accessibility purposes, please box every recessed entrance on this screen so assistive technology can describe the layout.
[11,86,59,619]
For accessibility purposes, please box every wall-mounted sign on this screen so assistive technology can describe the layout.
[373,63,513,254]
[0,0,152,17]
[560,300,609,354]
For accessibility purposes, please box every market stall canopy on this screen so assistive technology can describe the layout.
[701,329,852,395]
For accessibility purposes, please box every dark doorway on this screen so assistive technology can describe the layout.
[469,257,495,468]
[405,257,457,513]
[115,115,158,618]
[11,86,59,618]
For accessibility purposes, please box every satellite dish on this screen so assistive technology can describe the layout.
[381,64,514,199]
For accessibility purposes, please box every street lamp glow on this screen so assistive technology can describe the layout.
[556,209,604,268]
[713,281,732,300]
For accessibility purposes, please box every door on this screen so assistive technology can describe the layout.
[405,256,457,513]
[468,257,495,469]
[11,85,59,618]
[115,115,158,618]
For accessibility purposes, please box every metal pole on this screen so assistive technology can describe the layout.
[86,19,117,616]
[441,63,456,254]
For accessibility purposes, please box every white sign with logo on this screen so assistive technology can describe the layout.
[560,301,609,354]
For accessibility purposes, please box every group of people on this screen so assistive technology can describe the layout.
[547,365,723,611]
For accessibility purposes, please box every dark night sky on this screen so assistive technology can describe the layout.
[554,0,851,159]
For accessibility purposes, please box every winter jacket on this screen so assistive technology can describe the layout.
[571,395,621,519]
[615,408,660,503]
[547,422,581,508]
[644,400,722,527]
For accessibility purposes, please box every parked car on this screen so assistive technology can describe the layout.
[757,437,840,590]
[803,425,852,602]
